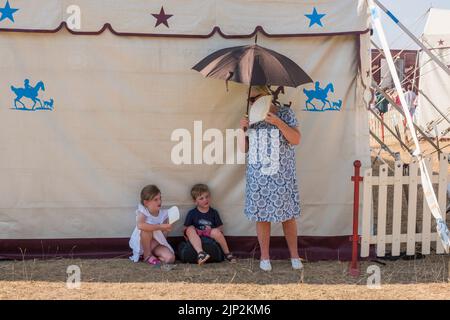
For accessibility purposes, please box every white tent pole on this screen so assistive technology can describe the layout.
[373,0,450,77]
[368,0,450,253]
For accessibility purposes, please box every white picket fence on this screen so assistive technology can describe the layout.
[360,153,449,258]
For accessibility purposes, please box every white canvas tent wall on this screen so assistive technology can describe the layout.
[416,8,450,138]
[0,0,371,260]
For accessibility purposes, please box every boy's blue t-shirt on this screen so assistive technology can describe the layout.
[184,207,223,230]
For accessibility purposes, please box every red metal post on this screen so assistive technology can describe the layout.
[349,160,363,277]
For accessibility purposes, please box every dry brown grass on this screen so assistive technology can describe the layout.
[0,256,448,300]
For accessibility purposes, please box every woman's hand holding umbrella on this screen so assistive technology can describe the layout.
[240,115,249,131]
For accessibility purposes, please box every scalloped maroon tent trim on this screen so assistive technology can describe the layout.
[0,22,370,38]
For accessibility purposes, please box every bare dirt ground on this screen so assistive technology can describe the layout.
[0,255,448,300]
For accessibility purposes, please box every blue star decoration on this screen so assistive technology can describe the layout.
[305,7,326,28]
[0,0,19,23]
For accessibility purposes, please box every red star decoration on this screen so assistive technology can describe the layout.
[438,39,444,46]
[151,6,173,28]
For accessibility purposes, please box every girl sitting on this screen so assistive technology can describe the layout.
[129,185,175,266]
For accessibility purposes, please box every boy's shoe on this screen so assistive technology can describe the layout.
[225,253,237,263]
[197,251,210,265]
[259,259,272,272]
[291,258,304,270]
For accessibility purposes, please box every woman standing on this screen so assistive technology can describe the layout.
[239,86,303,271]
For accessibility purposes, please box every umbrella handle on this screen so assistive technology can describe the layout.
[244,85,251,133]
[246,85,252,115]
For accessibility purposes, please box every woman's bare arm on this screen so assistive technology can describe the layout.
[265,112,301,145]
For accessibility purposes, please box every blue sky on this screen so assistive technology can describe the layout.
[374,0,450,49]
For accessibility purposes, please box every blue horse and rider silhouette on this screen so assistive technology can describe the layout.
[10,79,54,111]
[303,81,342,112]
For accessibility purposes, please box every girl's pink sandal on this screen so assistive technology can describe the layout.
[145,256,160,265]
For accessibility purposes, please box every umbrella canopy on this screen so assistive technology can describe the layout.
[192,44,313,113]
[192,44,313,87]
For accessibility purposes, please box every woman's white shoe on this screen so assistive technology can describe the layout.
[291,258,304,270]
[259,259,272,271]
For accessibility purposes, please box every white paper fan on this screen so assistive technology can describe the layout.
[167,206,180,224]
[249,95,272,125]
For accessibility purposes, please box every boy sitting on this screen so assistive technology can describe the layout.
[184,184,237,264]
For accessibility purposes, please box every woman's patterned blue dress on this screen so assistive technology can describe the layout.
[245,105,301,223]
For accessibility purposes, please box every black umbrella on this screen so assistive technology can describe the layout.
[192,44,313,113]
